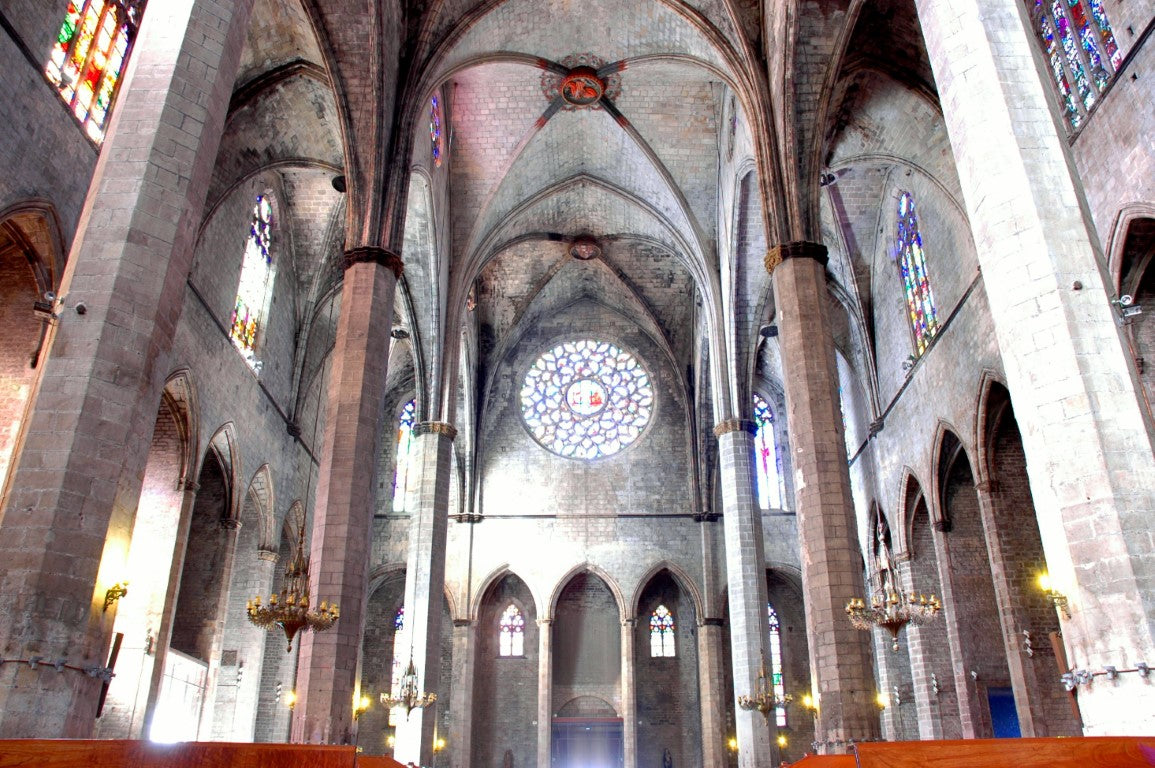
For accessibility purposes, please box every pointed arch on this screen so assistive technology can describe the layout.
[245,464,276,552]
[897,468,927,558]
[205,423,241,525]
[930,420,970,529]
[471,564,546,624]
[547,562,627,622]
[629,560,705,621]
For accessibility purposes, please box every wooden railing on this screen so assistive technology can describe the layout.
[0,740,406,768]
[787,737,1155,768]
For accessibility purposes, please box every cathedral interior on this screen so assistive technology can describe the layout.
[0,0,1153,766]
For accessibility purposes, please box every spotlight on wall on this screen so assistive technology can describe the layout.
[434,737,447,752]
[353,694,371,719]
[875,691,890,710]
[284,690,297,710]
[727,737,738,752]
[103,582,129,612]
[1037,572,1071,619]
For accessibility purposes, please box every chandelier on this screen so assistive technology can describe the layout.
[846,589,941,651]
[380,656,437,718]
[737,659,792,715]
[246,524,340,652]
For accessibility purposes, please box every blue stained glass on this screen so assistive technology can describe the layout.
[768,605,787,727]
[393,399,417,511]
[896,192,939,355]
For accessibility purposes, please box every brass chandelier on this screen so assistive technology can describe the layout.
[846,589,941,651]
[247,523,340,652]
[737,659,792,716]
[379,656,437,718]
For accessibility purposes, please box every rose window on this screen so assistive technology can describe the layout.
[520,340,653,459]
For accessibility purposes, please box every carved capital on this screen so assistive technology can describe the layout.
[257,548,280,562]
[414,421,458,440]
[700,617,725,628]
[765,241,829,275]
[342,246,404,279]
[713,418,757,437]
[452,618,473,628]
[455,512,484,524]
[220,517,242,531]
[693,511,721,523]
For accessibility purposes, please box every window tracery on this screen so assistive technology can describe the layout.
[650,604,675,657]
[753,393,784,509]
[897,191,939,355]
[768,604,786,727]
[393,399,417,511]
[520,339,653,459]
[499,604,524,657]
[230,195,274,368]
[46,0,146,143]
[1029,0,1122,129]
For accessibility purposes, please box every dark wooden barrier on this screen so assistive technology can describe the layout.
[0,740,358,768]
[789,753,858,768]
[854,737,1155,768]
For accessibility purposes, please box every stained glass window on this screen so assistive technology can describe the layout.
[430,95,444,167]
[896,192,939,355]
[393,399,417,511]
[230,195,274,368]
[45,0,146,143]
[1029,0,1122,129]
[650,604,675,657]
[520,339,653,460]
[499,605,524,657]
[753,393,784,509]
[394,606,404,632]
[768,604,787,727]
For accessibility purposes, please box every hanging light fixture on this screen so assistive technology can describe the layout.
[380,656,437,718]
[845,589,941,651]
[247,521,340,651]
[737,657,792,715]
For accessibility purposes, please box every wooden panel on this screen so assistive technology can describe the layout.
[855,738,1155,768]
[0,740,358,768]
[789,754,858,768]
[355,756,407,768]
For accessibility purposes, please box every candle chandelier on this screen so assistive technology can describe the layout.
[737,658,792,715]
[380,656,437,718]
[846,589,941,651]
[246,520,340,652]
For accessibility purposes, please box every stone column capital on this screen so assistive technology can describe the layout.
[537,618,553,628]
[257,547,280,562]
[699,617,725,628]
[452,618,473,628]
[413,421,458,440]
[713,418,756,437]
[342,246,404,279]
[765,241,829,275]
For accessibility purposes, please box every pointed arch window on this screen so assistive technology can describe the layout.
[230,195,275,369]
[768,604,787,727]
[753,393,784,509]
[1028,0,1122,129]
[430,95,444,167]
[897,192,939,355]
[45,0,147,143]
[650,604,675,657]
[392,399,417,512]
[499,604,525,657]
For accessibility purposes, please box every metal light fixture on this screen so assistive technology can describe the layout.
[379,656,437,718]
[103,581,129,612]
[246,523,340,651]
[845,588,941,651]
[737,659,792,715]
[1037,572,1071,619]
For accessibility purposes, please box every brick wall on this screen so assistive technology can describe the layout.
[0,250,41,495]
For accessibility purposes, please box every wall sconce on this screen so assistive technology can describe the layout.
[433,737,447,752]
[875,691,890,710]
[1037,572,1071,619]
[103,582,129,612]
[727,737,738,753]
[353,694,371,719]
[386,735,396,748]
[777,734,788,748]
[284,690,297,710]
[800,693,818,716]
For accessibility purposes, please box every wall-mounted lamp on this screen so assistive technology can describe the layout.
[777,734,788,748]
[103,582,129,612]
[1037,572,1071,619]
[386,735,396,748]
[433,737,447,752]
[875,691,890,710]
[284,690,297,710]
[727,737,738,753]
[800,692,818,715]
[353,694,371,719]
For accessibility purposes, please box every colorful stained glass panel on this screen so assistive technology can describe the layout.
[650,605,675,657]
[897,192,939,355]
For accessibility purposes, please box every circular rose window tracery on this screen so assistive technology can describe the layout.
[520,339,654,459]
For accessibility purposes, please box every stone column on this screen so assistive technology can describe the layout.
[0,0,255,736]
[914,0,1155,733]
[537,618,553,768]
[448,618,476,768]
[393,422,456,765]
[900,557,945,741]
[697,618,728,767]
[770,242,879,750]
[621,618,637,768]
[714,419,777,767]
[292,249,400,744]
